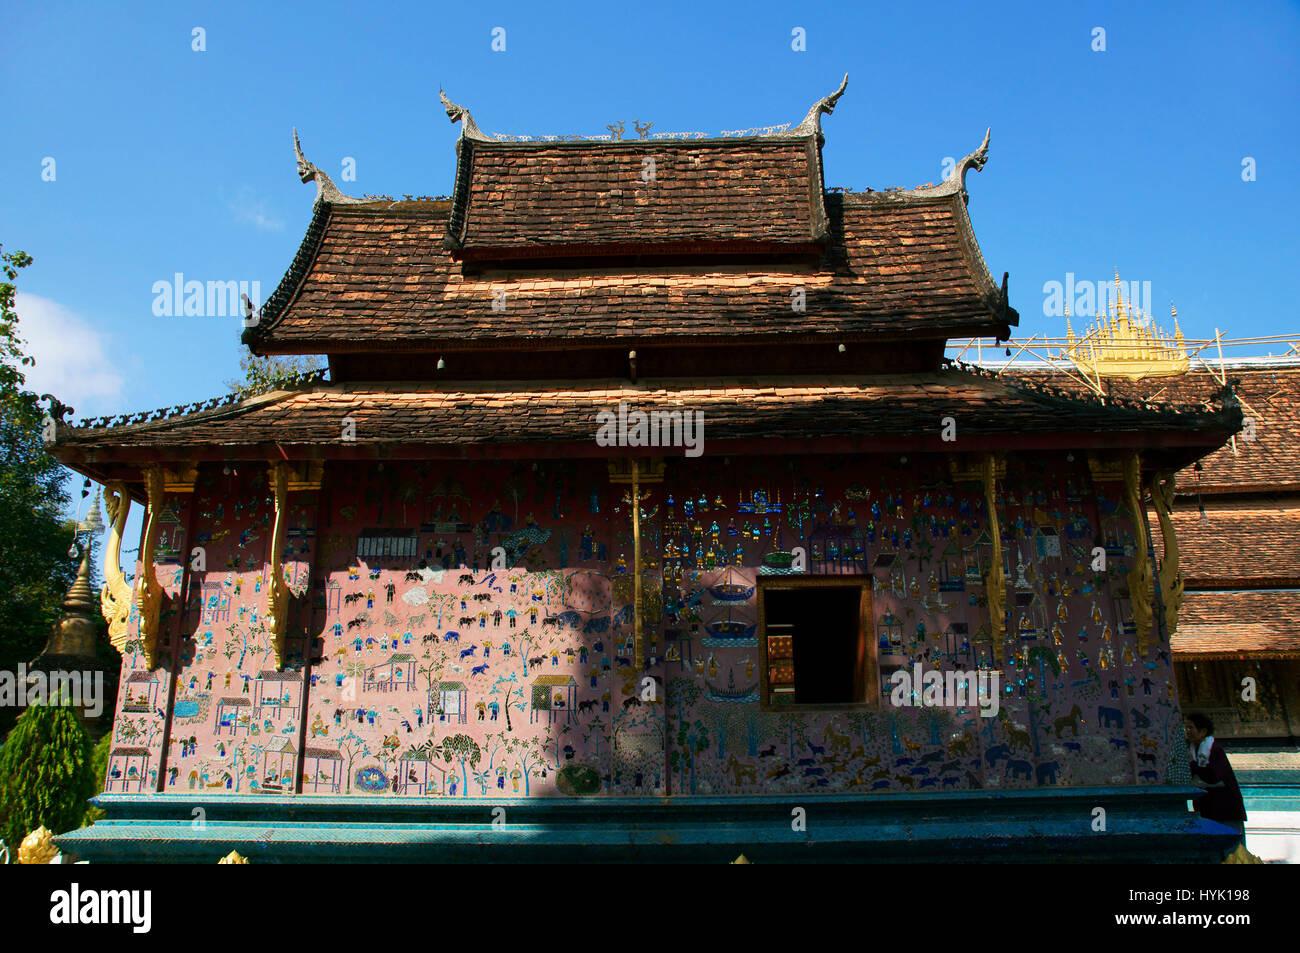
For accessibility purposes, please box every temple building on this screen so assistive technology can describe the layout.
[49,80,1248,861]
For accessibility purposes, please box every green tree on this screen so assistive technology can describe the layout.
[225,352,325,396]
[0,700,95,849]
[82,732,112,827]
[440,733,481,797]
[0,246,76,728]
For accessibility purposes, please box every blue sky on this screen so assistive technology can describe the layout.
[2,0,1297,433]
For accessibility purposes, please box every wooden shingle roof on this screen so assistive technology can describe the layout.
[52,367,1239,475]
[1009,362,1300,495]
[1172,590,1300,659]
[243,191,1016,354]
[1164,502,1300,588]
[444,136,827,255]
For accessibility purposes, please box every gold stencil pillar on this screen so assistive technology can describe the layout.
[1123,452,1154,656]
[980,453,1007,663]
[608,458,664,667]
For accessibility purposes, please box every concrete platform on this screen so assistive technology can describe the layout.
[56,787,1243,863]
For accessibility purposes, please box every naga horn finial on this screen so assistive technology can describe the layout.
[290,128,364,205]
[440,88,488,141]
[795,73,849,135]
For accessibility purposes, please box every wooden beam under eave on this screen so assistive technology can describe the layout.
[50,428,1238,468]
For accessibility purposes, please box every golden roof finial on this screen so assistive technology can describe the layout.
[1064,274,1188,380]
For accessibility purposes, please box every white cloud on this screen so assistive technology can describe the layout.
[14,292,125,416]
[226,187,285,232]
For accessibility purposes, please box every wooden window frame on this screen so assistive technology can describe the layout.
[757,575,877,712]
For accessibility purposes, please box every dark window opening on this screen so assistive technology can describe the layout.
[763,584,867,707]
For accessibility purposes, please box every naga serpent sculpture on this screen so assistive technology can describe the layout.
[292,127,365,204]
[1150,470,1183,639]
[101,471,165,668]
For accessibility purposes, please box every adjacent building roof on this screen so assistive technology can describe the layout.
[1007,361,1299,495]
[1165,502,1300,588]
[1007,363,1295,662]
[1172,590,1300,659]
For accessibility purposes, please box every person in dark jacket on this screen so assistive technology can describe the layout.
[1185,713,1247,834]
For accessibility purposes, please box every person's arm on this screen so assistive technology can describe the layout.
[1199,744,1232,789]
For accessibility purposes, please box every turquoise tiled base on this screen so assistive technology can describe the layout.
[56,787,1241,863]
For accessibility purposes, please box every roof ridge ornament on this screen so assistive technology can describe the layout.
[898,128,991,204]
[440,88,490,141]
[293,128,364,205]
[793,74,848,137]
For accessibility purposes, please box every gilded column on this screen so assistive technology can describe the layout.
[1123,452,1154,656]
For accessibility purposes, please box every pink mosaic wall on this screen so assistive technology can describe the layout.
[105,454,1180,798]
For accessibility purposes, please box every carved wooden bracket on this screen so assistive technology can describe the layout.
[263,460,322,668]
[948,454,1005,484]
[283,459,324,492]
[607,458,664,484]
[1123,452,1154,656]
[266,463,291,669]
[162,463,199,493]
[100,483,134,659]
[1087,453,1126,484]
[100,470,166,669]
[1151,470,1183,640]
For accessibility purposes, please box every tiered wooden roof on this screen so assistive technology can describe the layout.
[50,83,1242,502]
[245,81,1016,359]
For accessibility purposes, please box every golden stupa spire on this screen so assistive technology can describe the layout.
[1063,269,1189,380]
